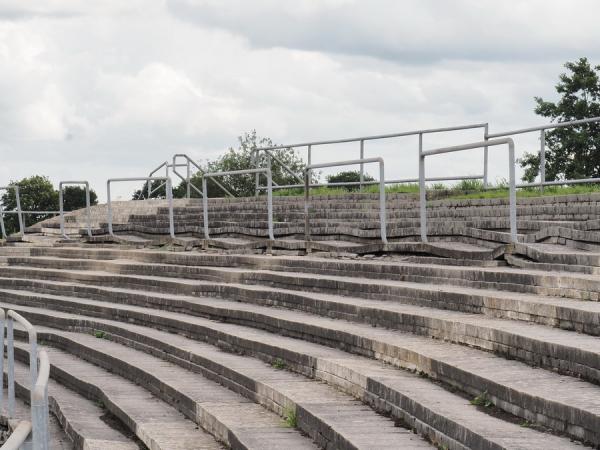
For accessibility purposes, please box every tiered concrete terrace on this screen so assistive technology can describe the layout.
[2,191,600,449]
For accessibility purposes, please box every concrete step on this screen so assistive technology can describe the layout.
[22,329,321,450]
[11,247,600,301]
[9,358,138,450]
[34,326,431,450]
[3,283,600,444]
[11,340,223,450]
[516,242,600,267]
[3,270,600,377]
[1,301,583,450]
[1,383,74,450]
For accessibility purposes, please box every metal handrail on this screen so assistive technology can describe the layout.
[0,186,24,239]
[487,117,600,190]
[107,177,175,239]
[172,154,234,198]
[147,162,169,199]
[59,181,92,239]
[253,123,489,194]
[304,158,387,244]
[420,138,517,243]
[202,168,273,241]
[1,420,32,450]
[0,309,50,450]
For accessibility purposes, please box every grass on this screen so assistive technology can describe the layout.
[272,180,600,201]
[470,391,494,408]
[283,406,297,428]
[94,330,106,339]
[271,358,286,370]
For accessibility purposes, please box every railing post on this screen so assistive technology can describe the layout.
[418,133,427,242]
[59,187,65,238]
[508,140,517,243]
[202,177,209,240]
[0,202,6,239]
[255,149,260,197]
[484,124,489,188]
[540,129,546,192]
[7,316,15,418]
[359,140,365,192]
[107,180,113,237]
[304,169,311,249]
[167,178,175,238]
[378,159,387,244]
[186,158,191,199]
[267,170,274,241]
[13,186,24,236]
[32,351,50,450]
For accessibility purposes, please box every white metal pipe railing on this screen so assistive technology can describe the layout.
[172,154,234,199]
[0,309,50,450]
[253,123,488,195]
[107,177,175,239]
[0,186,24,239]
[304,158,387,244]
[487,116,600,190]
[420,138,517,243]
[202,168,274,241]
[255,174,484,191]
[59,181,92,239]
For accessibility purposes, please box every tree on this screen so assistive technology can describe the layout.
[519,58,600,182]
[1,176,58,234]
[61,186,98,211]
[327,170,375,191]
[202,130,308,197]
[133,131,312,199]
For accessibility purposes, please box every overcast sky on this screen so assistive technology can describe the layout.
[1,0,599,200]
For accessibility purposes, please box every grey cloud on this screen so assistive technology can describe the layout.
[167,0,600,64]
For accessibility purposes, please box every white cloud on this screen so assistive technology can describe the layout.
[0,0,597,199]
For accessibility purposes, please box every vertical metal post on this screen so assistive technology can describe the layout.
[202,177,209,240]
[307,145,312,188]
[418,133,427,242]
[85,184,92,238]
[540,129,546,192]
[508,141,517,243]
[255,149,260,197]
[186,159,191,199]
[483,124,489,188]
[29,332,38,393]
[15,186,24,236]
[359,140,365,192]
[167,178,175,239]
[107,181,113,237]
[147,179,152,200]
[267,170,274,241]
[304,169,311,247]
[0,201,6,239]
[59,187,65,237]
[378,160,387,244]
[7,317,14,418]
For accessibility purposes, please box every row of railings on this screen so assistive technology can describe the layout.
[0,309,50,450]
[1,117,599,245]
[0,182,92,240]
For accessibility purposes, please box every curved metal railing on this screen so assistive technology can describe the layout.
[0,309,50,450]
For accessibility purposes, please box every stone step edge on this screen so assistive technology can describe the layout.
[8,302,554,450]
[3,296,598,447]
[35,327,439,450]
[6,363,138,450]
[3,273,600,386]
[10,344,193,450]
[26,330,318,450]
